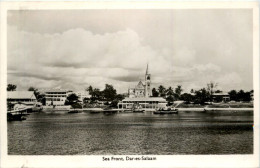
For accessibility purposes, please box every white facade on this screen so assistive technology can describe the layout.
[45,89,67,106]
[75,91,91,102]
[118,97,167,110]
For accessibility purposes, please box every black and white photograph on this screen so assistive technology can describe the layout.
[0,1,259,168]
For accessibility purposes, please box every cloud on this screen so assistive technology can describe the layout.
[7,15,252,93]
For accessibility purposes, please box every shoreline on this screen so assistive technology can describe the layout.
[177,108,253,112]
[42,107,254,112]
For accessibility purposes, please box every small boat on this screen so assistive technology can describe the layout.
[123,109,133,113]
[154,107,178,115]
[133,109,144,113]
[7,107,30,121]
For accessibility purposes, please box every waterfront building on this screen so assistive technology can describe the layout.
[118,97,167,110]
[7,91,37,104]
[212,92,230,102]
[119,64,167,110]
[45,89,68,106]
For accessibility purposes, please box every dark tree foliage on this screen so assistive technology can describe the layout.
[166,95,175,103]
[158,85,166,98]
[228,90,252,102]
[110,94,125,108]
[152,88,159,97]
[103,84,117,101]
[86,86,93,95]
[175,85,183,100]
[194,88,210,105]
[228,90,238,101]
[65,93,79,105]
[166,87,175,102]
[180,93,193,104]
[91,88,102,101]
[7,84,17,91]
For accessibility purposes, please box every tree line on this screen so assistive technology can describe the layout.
[151,82,253,105]
[85,84,125,106]
[7,82,253,106]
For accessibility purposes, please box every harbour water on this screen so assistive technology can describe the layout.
[8,110,253,155]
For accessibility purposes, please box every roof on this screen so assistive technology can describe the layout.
[122,97,167,102]
[212,93,229,96]
[136,81,145,89]
[7,91,36,100]
[45,89,67,93]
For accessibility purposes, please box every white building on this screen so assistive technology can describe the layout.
[75,91,91,102]
[118,97,167,110]
[45,89,67,106]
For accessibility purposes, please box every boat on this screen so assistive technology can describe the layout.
[123,109,133,113]
[7,105,31,121]
[153,107,178,114]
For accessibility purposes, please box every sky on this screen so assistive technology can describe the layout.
[7,9,253,93]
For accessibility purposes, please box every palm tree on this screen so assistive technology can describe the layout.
[175,85,183,100]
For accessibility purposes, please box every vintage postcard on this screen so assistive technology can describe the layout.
[0,1,259,168]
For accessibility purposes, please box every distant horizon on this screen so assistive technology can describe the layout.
[7,9,253,93]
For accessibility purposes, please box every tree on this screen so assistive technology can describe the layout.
[110,94,125,108]
[65,93,79,105]
[158,85,166,98]
[166,87,175,102]
[207,81,218,102]
[194,88,210,105]
[180,93,194,103]
[152,88,159,97]
[236,90,251,102]
[228,90,238,101]
[86,85,93,95]
[91,88,102,101]
[175,85,183,100]
[103,84,117,101]
[7,84,16,91]
[237,90,245,101]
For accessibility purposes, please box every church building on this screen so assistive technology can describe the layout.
[118,64,167,111]
[128,64,152,98]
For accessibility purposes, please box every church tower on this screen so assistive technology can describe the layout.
[145,64,151,98]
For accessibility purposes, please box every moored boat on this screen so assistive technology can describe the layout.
[133,109,144,113]
[153,107,178,114]
[7,106,30,121]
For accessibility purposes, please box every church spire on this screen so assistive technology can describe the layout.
[146,63,149,74]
